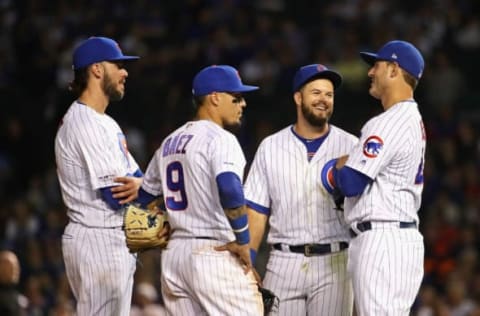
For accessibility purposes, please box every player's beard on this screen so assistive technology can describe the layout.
[301,101,331,128]
[223,119,242,133]
[102,73,124,102]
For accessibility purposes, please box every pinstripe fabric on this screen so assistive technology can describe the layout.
[245,125,357,245]
[161,239,263,315]
[55,101,140,228]
[344,101,425,224]
[142,120,262,315]
[264,250,353,316]
[347,228,424,315]
[55,101,140,315]
[142,120,244,241]
[62,222,136,316]
[344,101,426,315]
[244,125,357,315]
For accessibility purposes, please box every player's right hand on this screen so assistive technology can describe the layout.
[214,241,261,283]
[112,176,143,204]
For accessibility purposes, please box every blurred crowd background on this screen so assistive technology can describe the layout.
[0,0,480,315]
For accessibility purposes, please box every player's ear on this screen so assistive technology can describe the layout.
[209,92,221,107]
[90,63,104,78]
[293,91,302,107]
[389,62,401,79]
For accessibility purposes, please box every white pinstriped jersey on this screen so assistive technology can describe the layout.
[55,101,140,227]
[344,100,426,225]
[141,120,245,241]
[245,125,358,244]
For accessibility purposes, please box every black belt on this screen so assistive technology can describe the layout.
[273,242,348,257]
[195,236,217,240]
[349,221,417,238]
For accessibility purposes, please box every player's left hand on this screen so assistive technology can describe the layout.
[214,242,261,283]
[112,176,143,204]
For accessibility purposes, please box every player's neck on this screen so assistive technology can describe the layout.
[78,89,109,114]
[195,106,222,127]
[293,122,329,140]
[381,84,413,111]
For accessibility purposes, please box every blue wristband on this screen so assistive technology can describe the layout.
[229,214,250,245]
[250,248,257,264]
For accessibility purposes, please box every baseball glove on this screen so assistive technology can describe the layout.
[123,204,169,253]
[258,286,279,315]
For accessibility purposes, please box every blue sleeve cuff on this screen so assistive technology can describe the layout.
[100,187,122,210]
[246,200,270,216]
[136,187,158,208]
[229,214,250,245]
[334,166,372,197]
[133,169,144,177]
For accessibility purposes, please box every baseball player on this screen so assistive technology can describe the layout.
[323,40,426,315]
[135,65,264,315]
[54,36,144,315]
[245,64,356,315]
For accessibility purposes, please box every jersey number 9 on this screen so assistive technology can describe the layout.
[166,161,188,210]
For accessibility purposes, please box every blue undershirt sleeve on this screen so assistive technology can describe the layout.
[136,187,158,208]
[100,187,122,210]
[132,168,144,177]
[333,166,373,197]
[216,172,249,244]
[100,169,145,210]
[246,200,270,216]
[216,172,245,209]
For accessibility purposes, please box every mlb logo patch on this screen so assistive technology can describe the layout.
[363,136,383,158]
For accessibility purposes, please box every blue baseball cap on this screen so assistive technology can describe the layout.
[359,40,424,80]
[72,36,139,70]
[192,65,259,97]
[292,64,342,92]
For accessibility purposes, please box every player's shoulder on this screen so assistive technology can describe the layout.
[364,101,420,129]
[258,125,292,146]
[60,101,118,137]
[62,101,104,127]
[169,120,237,145]
[328,125,359,143]
[199,120,237,142]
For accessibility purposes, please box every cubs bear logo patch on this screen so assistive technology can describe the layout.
[363,135,383,158]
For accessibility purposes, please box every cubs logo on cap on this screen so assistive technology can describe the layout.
[292,64,342,92]
[363,136,383,158]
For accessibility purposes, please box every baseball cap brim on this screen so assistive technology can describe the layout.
[72,36,140,70]
[297,70,342,91]
[109,56,140,62]
[313,71,342,90]
[359,52,379,65]
[229,85,259,93]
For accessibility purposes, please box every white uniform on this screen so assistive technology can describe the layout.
[55,101,138,316]
[244,125,357,315]
[344,100,426,315]
[141,120,263,315]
